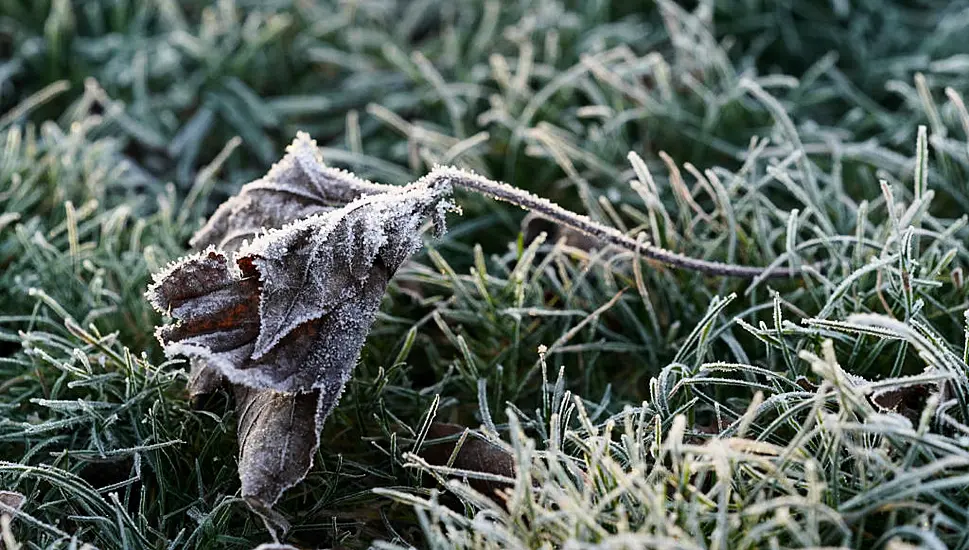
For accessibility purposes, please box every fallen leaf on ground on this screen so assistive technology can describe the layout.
[420,422,515,505]
[871,379,945,424]
[147,133,454,523]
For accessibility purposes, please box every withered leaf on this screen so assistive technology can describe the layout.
[871,381,943,424]
[235,386,324,507]
[149,179,451,393]
[147,133,454,521]
[185,132,389,404]
[420,422,515,506]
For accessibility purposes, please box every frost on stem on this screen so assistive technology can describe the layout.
[427,165,796,279]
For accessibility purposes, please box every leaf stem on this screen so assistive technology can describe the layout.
[429,166,799,280]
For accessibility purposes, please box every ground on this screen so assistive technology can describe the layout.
[1,1,969,549]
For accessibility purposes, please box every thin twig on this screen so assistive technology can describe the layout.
[427,166,799,279]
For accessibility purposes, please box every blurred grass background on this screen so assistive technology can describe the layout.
[2,0,969,548]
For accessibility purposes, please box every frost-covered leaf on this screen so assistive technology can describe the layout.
[148,179,452,393]
[147,143,453,517]
[184,132,393,402]
[234,386,325,508]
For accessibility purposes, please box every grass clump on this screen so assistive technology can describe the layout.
[2,0,969,548]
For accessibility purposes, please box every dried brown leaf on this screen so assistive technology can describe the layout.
[420,422,515,505]
[147,133,454,520]
[149,178,452,393]
[184,132,387,402]
[234,386,325,508]
[871,382,942,424]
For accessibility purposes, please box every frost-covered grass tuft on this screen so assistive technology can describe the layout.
[2,1,969,548]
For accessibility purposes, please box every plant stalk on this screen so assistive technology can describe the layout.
[430,166,800,280]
